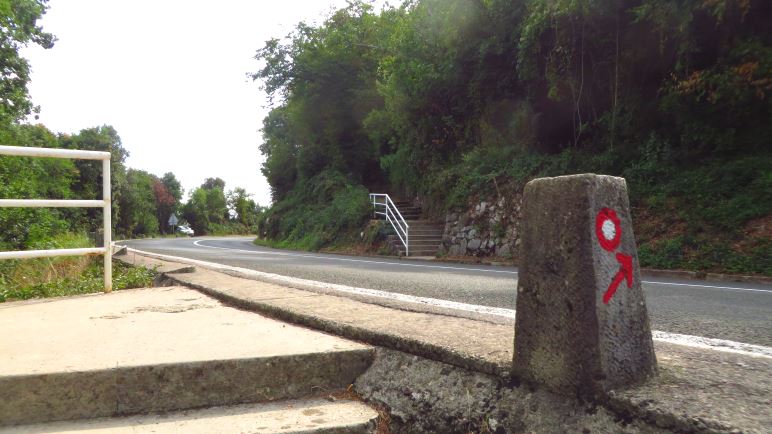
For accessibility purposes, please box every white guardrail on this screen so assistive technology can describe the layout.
[0,145,113,292]
[369,193,409,256]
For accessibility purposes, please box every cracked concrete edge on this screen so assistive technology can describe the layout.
[173,275,509,378]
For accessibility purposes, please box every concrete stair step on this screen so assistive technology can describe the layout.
[2,398,378,433]
[0,288,373,427]
[410,245,439,254]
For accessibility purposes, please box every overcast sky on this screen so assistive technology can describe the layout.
[22,0,365,206]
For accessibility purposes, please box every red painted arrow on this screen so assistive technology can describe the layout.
[603,253,633,304]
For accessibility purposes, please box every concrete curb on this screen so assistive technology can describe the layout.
[116,249,772,433]
[117,248,772,434]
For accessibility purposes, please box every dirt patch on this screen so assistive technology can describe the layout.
[632,204,688,246]
[740,214,772,242]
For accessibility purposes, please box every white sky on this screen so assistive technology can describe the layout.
[22,0,362,206]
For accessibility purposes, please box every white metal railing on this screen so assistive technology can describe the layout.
[0,145,113,292]
[369,193,409,256]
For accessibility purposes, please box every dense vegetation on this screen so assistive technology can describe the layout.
[0,0,261,299]
[253,0,771,275]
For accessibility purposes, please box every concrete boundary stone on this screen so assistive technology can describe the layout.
[514,174,657,397]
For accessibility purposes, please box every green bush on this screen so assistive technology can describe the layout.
[256,171,370,251]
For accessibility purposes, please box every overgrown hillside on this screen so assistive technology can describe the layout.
[253,0,771,275]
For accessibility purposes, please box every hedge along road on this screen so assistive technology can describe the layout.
[122,237,772,348]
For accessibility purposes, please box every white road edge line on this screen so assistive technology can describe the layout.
[122,245,772,359]
[191,239,772,293]
[191,239,520,274]
[640,280,772,293]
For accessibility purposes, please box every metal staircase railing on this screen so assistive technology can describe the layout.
[369,193,409,256]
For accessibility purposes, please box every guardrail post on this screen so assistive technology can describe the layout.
[102,158,112,292]
[0,145,113,293]
[513,174,656,397]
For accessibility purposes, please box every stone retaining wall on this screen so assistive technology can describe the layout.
[440,193,523,258]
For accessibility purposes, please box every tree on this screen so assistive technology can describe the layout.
[253,1,391,202]
[182,187,209,235]
[117,169,158,237]
[152,179,175,234]
[59,125,129,233]
[202,177,225,191]
[161,172,183,204]
[0,0,55,127]
[182,178,229,235]
[0,124,74,250]
[154,172,183,233]
[227,187,260,228]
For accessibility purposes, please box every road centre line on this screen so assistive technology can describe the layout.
[191,239,519,275]
[125,245,772,359]
[191,239,772,294]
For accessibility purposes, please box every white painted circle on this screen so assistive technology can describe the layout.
[601,219,616,241]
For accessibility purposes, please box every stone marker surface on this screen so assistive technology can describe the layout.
[513,174,656,396]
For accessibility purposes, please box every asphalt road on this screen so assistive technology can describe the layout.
[123,237,772,347]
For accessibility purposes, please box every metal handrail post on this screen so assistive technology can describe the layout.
[103,158,112,292]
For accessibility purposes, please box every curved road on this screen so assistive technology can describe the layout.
[123,237,772,347]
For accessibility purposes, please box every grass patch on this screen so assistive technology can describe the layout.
[0,259,156,302]
[0,232,156,302]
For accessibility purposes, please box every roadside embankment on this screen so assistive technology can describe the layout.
[118,249,772,433]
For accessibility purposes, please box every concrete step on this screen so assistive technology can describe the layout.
[409,231,443,236]
[409,236,444,242]
[409,231,442,236]
[0,288,373,427]
[403,251,438,256]
[409,244,442,250]
[2,398,378,433]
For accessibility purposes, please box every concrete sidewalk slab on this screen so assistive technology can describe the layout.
[1,399,378,434]
[0,287,373,426]
[121,252,772,433]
